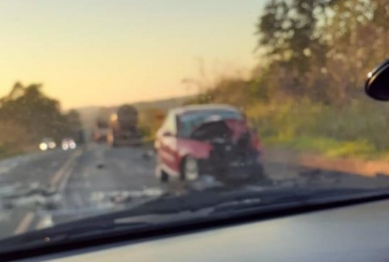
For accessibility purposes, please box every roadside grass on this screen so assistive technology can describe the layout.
[264,135,379,159]
[246,98,389,161]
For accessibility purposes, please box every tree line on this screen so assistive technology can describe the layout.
[252,0,389,105]
[0,82,82,156]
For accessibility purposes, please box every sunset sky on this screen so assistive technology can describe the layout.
[0,0,265,109]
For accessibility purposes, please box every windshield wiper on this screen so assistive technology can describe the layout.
[1,187,389,258]
[0,219,154,252]
[209,188,389,216]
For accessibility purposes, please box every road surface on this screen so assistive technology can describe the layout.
[0,143,388,240]
[0,143,161,239]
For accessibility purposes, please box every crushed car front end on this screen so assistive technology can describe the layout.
[188,118,265,183]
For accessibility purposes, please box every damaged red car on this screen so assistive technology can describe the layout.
[155,104,265,185]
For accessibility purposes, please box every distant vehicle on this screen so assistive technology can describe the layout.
[92,108,112,143]
[107,105,142,147]
[154,104,265,185]
[73,129,85,145]
[39,138,56,151]
[93,119,109,143]
[61,138,77,151]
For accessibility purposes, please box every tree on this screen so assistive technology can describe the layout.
[0,82,76,153]
[256,0,330,99]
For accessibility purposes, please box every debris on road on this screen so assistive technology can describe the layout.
[141,150,155,161]
[0,182,62,210]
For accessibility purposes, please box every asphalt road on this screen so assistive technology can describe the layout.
[0,143,388,241]
[0,143,161,239]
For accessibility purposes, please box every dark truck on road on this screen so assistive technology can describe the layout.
[107,105,142,147]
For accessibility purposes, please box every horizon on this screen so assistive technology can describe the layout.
[74,93,193,110]
[0,0,265,109]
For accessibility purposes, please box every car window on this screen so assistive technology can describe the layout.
[179,110,243,138]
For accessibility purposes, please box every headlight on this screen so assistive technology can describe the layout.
[49,142,56,149]
[69,142,76,149]
[39,143,48,151]
[62,143,69,150]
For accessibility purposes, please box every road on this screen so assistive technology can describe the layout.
[0,143,161,239]
[0,143,388,240]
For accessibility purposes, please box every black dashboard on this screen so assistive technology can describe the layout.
[22,199,389,262]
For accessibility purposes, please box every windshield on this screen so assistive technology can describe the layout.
[0,0,389,250]
[179,110,243,137]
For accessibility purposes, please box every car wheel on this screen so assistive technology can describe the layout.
[156,155,169,183]
[156,167,169,183]
[160,169,169,183]
[181,156,200,181]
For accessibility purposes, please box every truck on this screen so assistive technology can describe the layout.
[93,108,111,143]
[107,105,142,147]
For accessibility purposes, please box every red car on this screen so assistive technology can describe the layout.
[155,104,265,185]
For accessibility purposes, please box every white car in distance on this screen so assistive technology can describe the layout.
[62,138,77,151]
[39,138,56,151]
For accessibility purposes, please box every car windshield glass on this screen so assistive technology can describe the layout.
[179,110,243,137]
[0,0,389,252]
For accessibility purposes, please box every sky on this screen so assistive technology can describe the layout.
[0,0,265,109]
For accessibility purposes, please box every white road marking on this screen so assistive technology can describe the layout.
[13,149,82,235]
[57,159,78,193]
[14,212,35,235]
[51,150,82,194]
[50,150,81,188]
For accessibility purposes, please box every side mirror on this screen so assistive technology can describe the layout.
[365,59,389,101]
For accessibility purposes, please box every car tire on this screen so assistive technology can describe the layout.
[160,169,169,183]
[181,156,200,181]
[156,166,169,183]
[156,154,169,183]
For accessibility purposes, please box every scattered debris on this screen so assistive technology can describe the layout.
[141,150,155,161]
[0,182,61,210]
[299,169,342,185]
[91,188,165,206]
[300,169,322,181]
[272,178,301,188]
[189,176,223,191]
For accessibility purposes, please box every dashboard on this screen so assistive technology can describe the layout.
[21,199,389,262]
